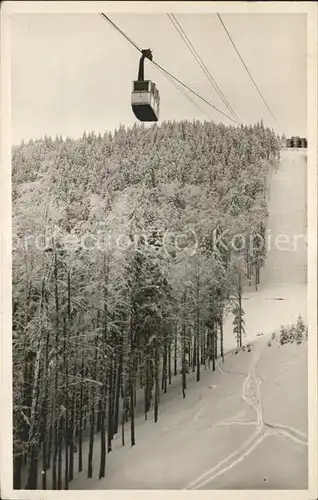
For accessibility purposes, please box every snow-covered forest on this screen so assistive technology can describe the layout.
[12,120,282,489]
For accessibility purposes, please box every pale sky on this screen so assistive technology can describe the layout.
[11,13,307,144]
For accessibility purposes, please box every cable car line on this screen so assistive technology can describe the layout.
[167,13,237,120]
[99,13,142,53]
[167,13,240,123]
[158,67,213,121]
[216,13,279,126]
[151,60,240,124]
[99,12,240,125]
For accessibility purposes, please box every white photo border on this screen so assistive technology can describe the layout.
[1,2,317,499]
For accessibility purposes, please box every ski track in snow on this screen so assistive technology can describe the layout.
[186,339,307,489]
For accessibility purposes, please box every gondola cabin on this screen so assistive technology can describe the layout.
[131,80,160,122]
[131,48,160,122]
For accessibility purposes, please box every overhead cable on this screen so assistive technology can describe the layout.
[217,13,278,125]
[168,13,240,122]
[99,13,240,125]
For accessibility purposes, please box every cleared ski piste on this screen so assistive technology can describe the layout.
[71,148,307,490]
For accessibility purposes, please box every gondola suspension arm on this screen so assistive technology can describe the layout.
[138,49,153,81]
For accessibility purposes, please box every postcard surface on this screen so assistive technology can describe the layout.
[1,2,317,499]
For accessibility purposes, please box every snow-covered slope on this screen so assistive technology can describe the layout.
[222,149,307,352]
[71,339,307,490]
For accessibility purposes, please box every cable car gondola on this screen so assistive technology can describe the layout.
[131,49,160,122]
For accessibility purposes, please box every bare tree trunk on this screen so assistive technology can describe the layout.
[174,324,178,377]
[96,399,102,433]
[220,313,224,362]
[129,368,135,447]
[139,352,144,389]
[66,267,75,485]
[154,342,159,422]
[47,402,53,469]
[181,290,187,398]
[144,356,149,420]
[113,354,121,435]
[63,317,69,490]
[107,361,114,452]
[121,325,129,447]
[52,250,60,489]
[98,377,107,479]
[13,452,23,490]
[41,282,50,489]
[57,415,63,489]
[196,321,200,382]
[99,253,109,477]
[168,338,172,385]
[87,334,99,479]
[212,323,216,372]
[121,387,126,447]
[26,343,42,490]
[129,310,136,447]
[238,271,243,348]
[192,331,196,373]
[196,274,200,383]
[201,324,205,366]
[162,333,168,393]
[78,353,84,473]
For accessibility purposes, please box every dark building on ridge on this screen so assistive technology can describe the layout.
[286,136,307,148]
